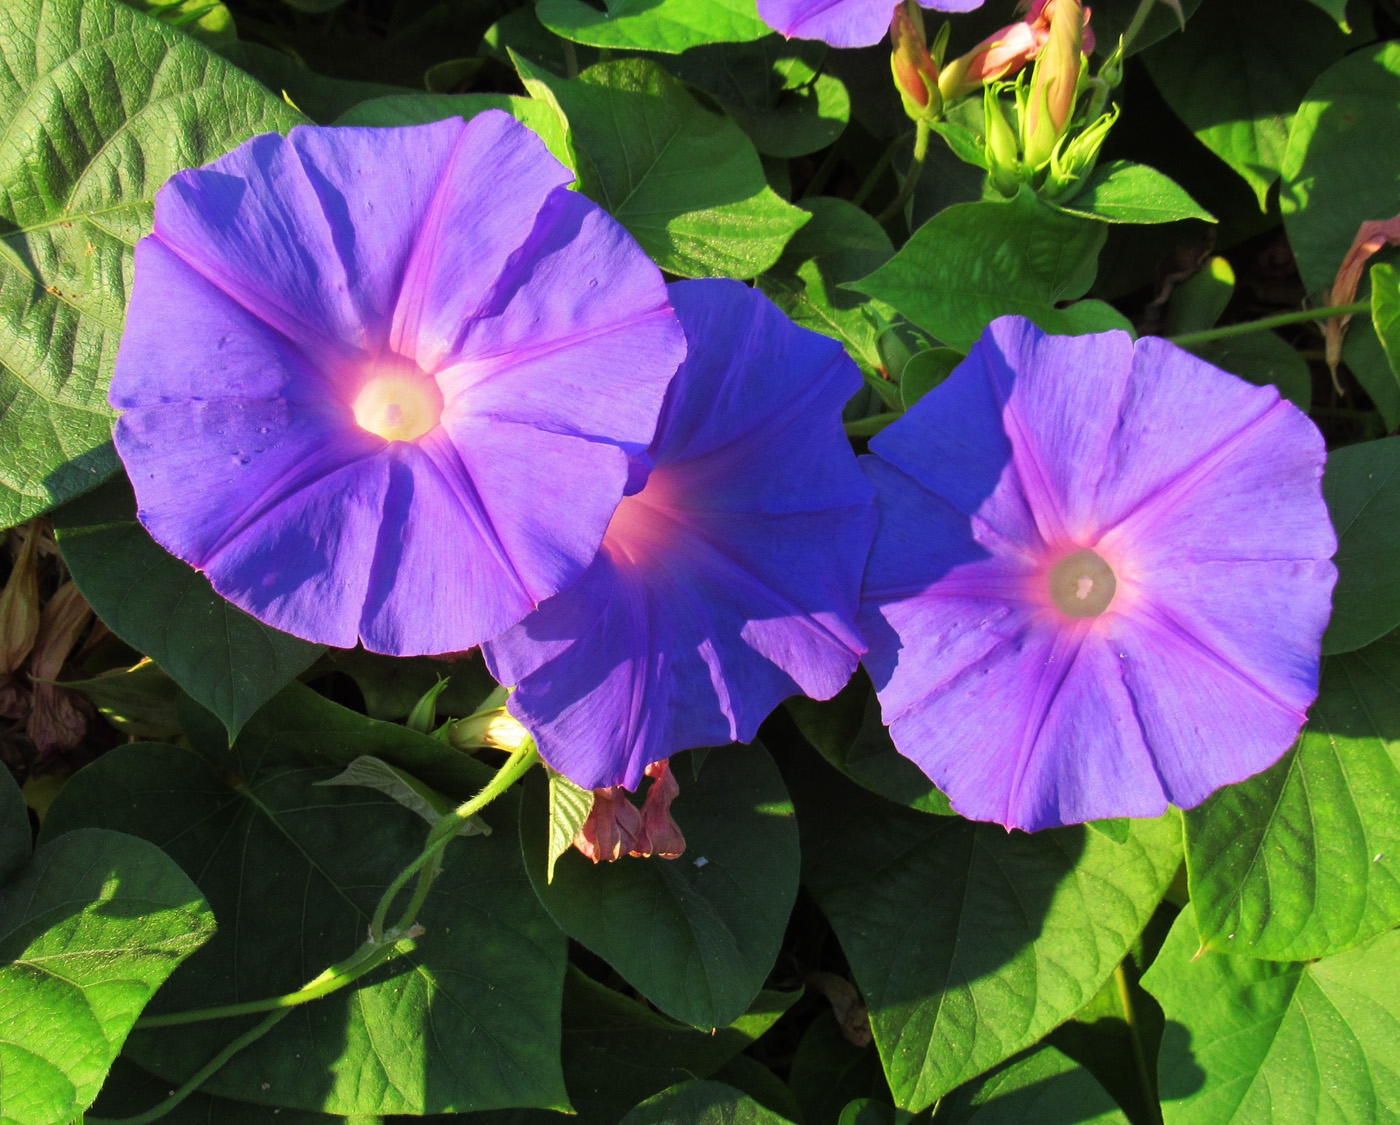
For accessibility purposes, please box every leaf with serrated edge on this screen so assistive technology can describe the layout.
[0,0,303,526]
[1144,905,1400,1125]
[1186,632,1400,960]
[796,760,1182,1113]
[0,827,214,1125]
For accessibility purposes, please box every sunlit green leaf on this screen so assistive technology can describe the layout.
[1186,631,1400,960]
[1144,905,1400,1125]
[0,0,303,527]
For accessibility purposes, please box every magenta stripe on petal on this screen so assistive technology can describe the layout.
[111,113,684,655]
[485,280,876,790]
[860,316,1336,831]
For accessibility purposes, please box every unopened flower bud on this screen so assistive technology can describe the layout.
[983,86,1024,195]
[890,1,942,121]
[1043,104,1118,199]
[446,707,532,754]
[939,0,1095,103]
[1023,0,1085,169]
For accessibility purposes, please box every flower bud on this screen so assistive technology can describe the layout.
[890,1,942,121]
[1023,0,1084,169]
[983,85,1024,196]
[446,707,532,754]
[938,0,1095,103]
[1042,104,1118,199]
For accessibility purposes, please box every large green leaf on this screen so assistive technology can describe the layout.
[1321,438,1400,655]
[1052,161,1214,225]
[0,824,214,1125]
[757,197,897,394]
[521,744,799,1031]
[1143,0,1348,208]
[52,478,324,742]
[619,1081,793,1125]
[468,969,792,1125]
[662,37,848,159]
[795,761,1182,1113]
[0,0,303,527]
[40,719,567,1116]
[1143,905,1400,1125]
[536,0,768,53]
[1185,632,1400,961]
[1282,42,1400,296]
[937,1046,1130,1125]
[517,56,807,279]
[849,190,1109,352]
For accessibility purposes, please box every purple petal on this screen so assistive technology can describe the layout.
[203,454,391,650]
[111,238,337,409]
[757,0,981,47]
[112,116,684,656]
[1086,337,1302,537]
[485,279,875,788]
[436,189,682,453]
[389,112,576,373]
[151,118,469,360]
[860,316,1336,830]
[1107,606,1317,809]
[869,329,1045,560]
[115,397,377,577]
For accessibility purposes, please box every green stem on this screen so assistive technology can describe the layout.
[134,936,413,1029]
[369,740,540,941]
[1115,962,1160,1125]
[1165,301,1369,347]
[134,744,539,1031]
[87,1009,293,1125]
[875,119,931,227]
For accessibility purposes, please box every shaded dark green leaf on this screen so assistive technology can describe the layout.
[522,744,799,1030]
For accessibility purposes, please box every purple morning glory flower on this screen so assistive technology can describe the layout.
[483,280,876,791]
[860,317,1337,832]
[109,114,685,656]
[758,0,985,49]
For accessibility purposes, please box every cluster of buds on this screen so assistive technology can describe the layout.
[890,0,1095,125]
[980,0,1117,200]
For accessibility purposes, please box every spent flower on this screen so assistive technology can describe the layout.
[109,114,685,656]
[859,317,1336,832]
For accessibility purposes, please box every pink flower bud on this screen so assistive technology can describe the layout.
[890,1,940,118]
[1023,0,1084,168]
[939,0,1094,101]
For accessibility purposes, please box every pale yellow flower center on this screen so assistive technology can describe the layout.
[1048,548,1117,618]
[352,364,443,443]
